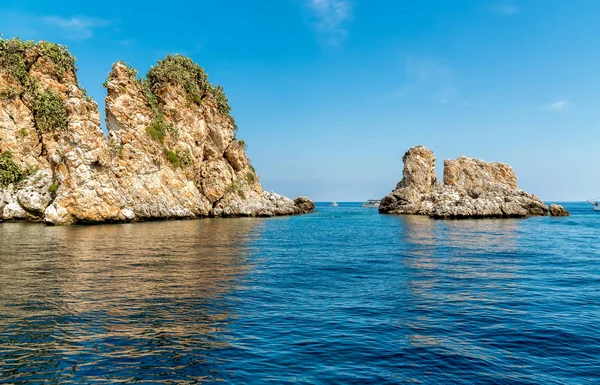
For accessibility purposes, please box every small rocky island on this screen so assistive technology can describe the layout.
[0,38,314,224]
[380,145,569,218]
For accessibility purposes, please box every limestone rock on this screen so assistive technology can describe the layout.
[294,196,316,213]
[16,170,53,215]
[3,197,28,220]
[224,141,248,172]
[549,204,570,217]
[0,38,313,224]
[380,146,550,219]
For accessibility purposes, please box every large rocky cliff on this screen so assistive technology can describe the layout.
[0,38,313,224]
[380,145,567,218]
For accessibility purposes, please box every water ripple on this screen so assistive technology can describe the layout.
[0,203,599,384]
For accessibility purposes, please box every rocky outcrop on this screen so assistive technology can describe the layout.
[380,145,564,219]
[0,38,313,224]
[549,204,570,217]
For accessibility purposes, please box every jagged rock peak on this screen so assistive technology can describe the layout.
[380,145,567,219]
[0,37,314,224]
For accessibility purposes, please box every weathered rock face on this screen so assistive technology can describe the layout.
[380,145,562,219]
[549,204,570,217]
[0,39,313,224]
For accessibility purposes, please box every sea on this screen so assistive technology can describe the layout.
[0,202,598,384]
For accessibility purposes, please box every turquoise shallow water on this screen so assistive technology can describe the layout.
[0,202,599,384]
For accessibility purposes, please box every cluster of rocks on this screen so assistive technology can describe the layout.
[0,39,313,224]
[379,146,569,219]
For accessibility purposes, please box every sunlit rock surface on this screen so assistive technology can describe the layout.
[0,38,313,224]
[380,145,563,219]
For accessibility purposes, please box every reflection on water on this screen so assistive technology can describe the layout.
[395,216,547,382]
[0,219,263,383]
[1,204,598,384]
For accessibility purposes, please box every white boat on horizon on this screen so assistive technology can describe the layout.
[587,199,600,211]
[362,199,380,208]
[330,202,339,207]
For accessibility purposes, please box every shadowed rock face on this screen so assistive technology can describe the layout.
[549,204,569,217]
[380,145,563,219]
[0,39,313,224]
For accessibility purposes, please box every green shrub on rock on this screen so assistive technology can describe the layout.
[0,37,76,84]
[165,149,179,168]
[0,151,26,187]
[146,118,168,144]
[0,37,71,133]
[164,148,193,168]
[32,87,68,132]
[144,54,234,119]
[146,54,209,107]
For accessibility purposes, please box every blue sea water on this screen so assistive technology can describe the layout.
[0,202,598,384]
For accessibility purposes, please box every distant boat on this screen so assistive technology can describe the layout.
[362,199,380,208]
[587,199,600,211]
[330,202,339,207]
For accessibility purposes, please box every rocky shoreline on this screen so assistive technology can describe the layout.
[0,38,314,225]
[380,145,569,219]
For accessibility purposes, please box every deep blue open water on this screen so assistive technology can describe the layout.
[0,202,598,384]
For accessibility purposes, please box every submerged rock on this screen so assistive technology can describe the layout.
[549,204,570,217]
[380,145,556,219]
[0,38,313,224]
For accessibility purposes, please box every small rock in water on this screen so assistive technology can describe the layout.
[549,204,570,217]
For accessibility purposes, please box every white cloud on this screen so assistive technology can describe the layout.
[306,0,352,45]
[488,2,520,15]
[397,56,457,103]
[42,16,112,40]
[547,100,569,111]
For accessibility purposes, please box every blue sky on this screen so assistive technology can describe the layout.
[1,0,599,201]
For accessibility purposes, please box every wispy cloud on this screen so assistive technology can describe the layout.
[488,2,520,15]
[397,56,457,103]
[42,16,112,40]
[547,100,569,112]
[306,0,353,45]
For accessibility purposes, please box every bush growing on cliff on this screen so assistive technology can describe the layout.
[145,54,234,117]
[211,84,231,115]
[164,148,193,168]
[118,61,138,78]
[134,54,238,147]
[147,55,209,106]
[145,118,167,144]
[32,87,68,132]
[175,148,192,167]
[0,37,76,84]
[0,151,27,187]
[0,37,71,133]
[0,85,19,101]
[226,180,247,200]
[165,149,179,167]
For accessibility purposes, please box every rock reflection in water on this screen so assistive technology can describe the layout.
[0,218,263,384]
[393,216,531,381]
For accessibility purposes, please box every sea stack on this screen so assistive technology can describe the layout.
[380,145,568,219]
[0,38,314,224]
